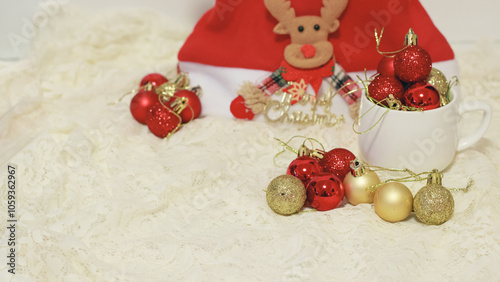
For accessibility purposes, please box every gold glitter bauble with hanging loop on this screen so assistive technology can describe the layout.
[414,170,454,225]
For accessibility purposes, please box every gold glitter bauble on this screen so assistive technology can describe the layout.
[414,184,454,225]
[343,160,381,205]
[427,68,448,96]
[373,182,413,222]
[427,68,450,106]
[266,175,306,215]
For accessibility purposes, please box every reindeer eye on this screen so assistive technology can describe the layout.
[298,26,304,32]
[314,24,320,31]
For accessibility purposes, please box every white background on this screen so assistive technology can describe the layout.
[0,0,499,59]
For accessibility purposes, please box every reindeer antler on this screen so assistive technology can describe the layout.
[321,0,348,28]
[264,0,296,23]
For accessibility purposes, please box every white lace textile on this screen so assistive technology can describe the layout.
[0,6,499,281]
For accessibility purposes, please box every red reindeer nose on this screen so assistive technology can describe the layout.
[301,44,316,58]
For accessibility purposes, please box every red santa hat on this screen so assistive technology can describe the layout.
[178,0,456,120]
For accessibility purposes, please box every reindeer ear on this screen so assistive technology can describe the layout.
[273,23,289,35]
[321,0,348,33]
[328,19,340,33]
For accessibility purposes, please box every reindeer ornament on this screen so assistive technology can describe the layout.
[231,0,361,120]
[265,0,346,69]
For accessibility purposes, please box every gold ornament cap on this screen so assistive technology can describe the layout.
[155,83,177,97]
[427,169,443,185]
[404,28,418,46]
[297,144,324,159]
[297,145,311,157]
[350,159,367,177]
[174,72,191,88]
[154,72,201,98]
[386,94,403,110]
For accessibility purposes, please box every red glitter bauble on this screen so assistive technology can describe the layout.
[377,56,395,77]
[140,73,169,88]
[146,103,181,138]
[368,76,405,105]
[394,46,432,83]
[403,82,441,111]
[167,90,202,123]
[130,90,159,124]
[306,173,345,211]
[287,156,322,186]
[318,148,356,181]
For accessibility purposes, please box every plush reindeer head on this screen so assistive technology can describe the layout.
[264,0,348,69]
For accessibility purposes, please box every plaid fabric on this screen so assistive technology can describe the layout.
[256,67,288,95]
[255,63,362,105]
[325,64,362,105]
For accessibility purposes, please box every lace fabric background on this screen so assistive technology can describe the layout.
[0,6,499,281]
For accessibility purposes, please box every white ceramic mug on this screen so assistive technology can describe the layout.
[356,91,491,172]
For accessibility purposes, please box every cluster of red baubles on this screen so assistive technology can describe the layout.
[369,45,441,111]
[286,148,356,211]
[129,73,202,138]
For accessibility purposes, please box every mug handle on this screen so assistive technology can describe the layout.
[457,101,492,151]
